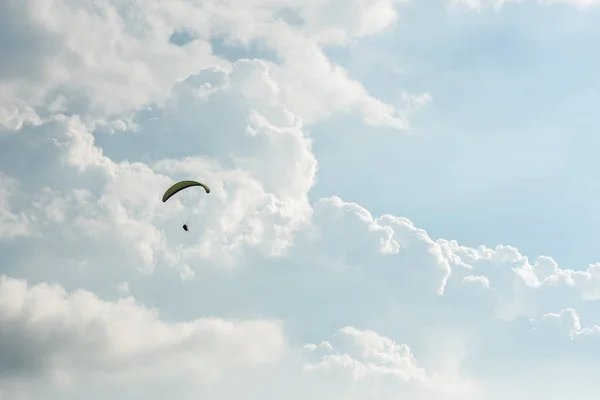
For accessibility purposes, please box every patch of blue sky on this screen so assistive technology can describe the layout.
[309,2,600,268]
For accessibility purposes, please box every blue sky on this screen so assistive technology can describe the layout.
[1,0,600,399]
[309,1,600,268]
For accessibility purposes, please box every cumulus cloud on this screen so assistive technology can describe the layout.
[304,327,479,399]
[2,0,600,398]
[0,276,285,388]
[0,0,422,130]
[1,59,319,276]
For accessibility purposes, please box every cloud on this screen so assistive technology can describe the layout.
[0,0,422,130]
[1,59,319,277]
[0,173,34,239]
[2,0,600,398]
[304,327,480,399]
[0,276,285,389]
[304,327,429,381]
[0,101,41,132]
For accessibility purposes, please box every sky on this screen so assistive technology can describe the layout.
[1,0,600,399]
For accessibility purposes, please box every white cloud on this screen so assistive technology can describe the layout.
[0,101,41,132]
[2,0,600,398]
[5,97,600,396]
[0,174,34,239]
[0,0,423,130]
[0,276,285,387]
[1,59,318,274]
[539,308,600,338]
[305,327,428,381]
[303,327,480,399]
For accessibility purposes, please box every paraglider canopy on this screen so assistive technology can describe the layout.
[162,180,210,203]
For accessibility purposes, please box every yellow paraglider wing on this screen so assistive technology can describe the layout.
[162,180,210,203]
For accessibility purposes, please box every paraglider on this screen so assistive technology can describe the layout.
[162,180,210,202]
[162,180,210,233]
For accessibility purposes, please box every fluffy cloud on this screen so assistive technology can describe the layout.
[0,276,285,399]
[304,327,478,398]
[0,0,420,129]
[0,174,34,239]
[0,59,318,276]
[1,0,600,399]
